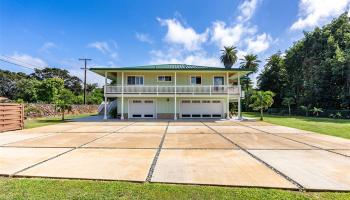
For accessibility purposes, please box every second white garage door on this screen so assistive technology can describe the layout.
[180,99,223,118]
[129,99,156,118]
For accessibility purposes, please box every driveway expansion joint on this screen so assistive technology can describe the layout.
[10,122,137,177]
[0,132,57,147]
[201,121,306,191]
[146,121,169,182]
[242,124,350,159]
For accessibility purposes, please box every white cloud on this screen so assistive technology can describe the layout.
[87,41,118,60]
[211,22,243,48]
[149,49,221,67]
[60,58,107,86]
[39,42,57,53]
[246,33,272,53]
[157,18,209,51]
[237,0,260,22]
[88,41,111,54]
[210,0,260,49]
[150,0,273,69]
[135,33,153,44]
[291,0,350,30]
[211,22,257,48]
[6,53,47,69]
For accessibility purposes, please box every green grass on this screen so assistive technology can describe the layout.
[0,178,349,200]
[244,112,350,139]
[24,113,95,129]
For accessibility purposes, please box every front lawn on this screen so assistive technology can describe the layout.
[244,112,350,139]
[24,113,95,129]
[0,178,349,200]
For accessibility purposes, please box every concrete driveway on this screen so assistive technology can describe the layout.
[1,119,350,191]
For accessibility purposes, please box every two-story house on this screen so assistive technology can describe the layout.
[90,64,251,120]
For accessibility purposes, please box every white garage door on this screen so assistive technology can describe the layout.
[180,99,223,118]
[129,99,156,118]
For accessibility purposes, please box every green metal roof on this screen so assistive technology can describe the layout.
[90,64,252,79]
[90,64,252,71]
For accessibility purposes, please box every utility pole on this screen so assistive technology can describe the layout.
[79,58,92,104]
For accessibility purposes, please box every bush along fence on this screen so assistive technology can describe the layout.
[266,108,350,119]
[24,103,98,119]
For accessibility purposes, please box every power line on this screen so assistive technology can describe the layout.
[0,55,44,70]
[1,55,44,69]
[0,57,37,70]
[79,58,92,105]
[2,55,43,69]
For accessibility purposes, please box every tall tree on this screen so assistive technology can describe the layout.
[220,46,238,69]
[31,68,83,95]
[15,79,40,102]
[258,12,350,110]
[283,12,349,109]
[0,70,29,99]
[239,54,260,92]
[257,52,287,107]
[239,54,260,73]
[37,78,64,103]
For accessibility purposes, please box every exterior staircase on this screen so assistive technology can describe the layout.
[98,100,117,116]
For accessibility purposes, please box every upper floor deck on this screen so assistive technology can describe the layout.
[90,64,251,97]
[105,85,240,96]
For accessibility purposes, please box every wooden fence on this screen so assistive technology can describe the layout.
[0,103,24,132]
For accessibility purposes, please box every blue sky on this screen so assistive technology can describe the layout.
[1,0,349,85]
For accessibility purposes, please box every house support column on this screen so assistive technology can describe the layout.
[174,72,177,120]
[121,72,124,120]
[226,72,230,119]
[238,73,242,119]
[104,71,108,120]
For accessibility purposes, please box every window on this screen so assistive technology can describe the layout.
[213,76,224,85]
[127,76,144,85]
[190,76,201,85]
[192,100,200,103]
[158,76,172,82]
[182,100,191,103]
[132,100,142,103]
[202,100,210,103]
[144,100,154,103]
[212,100,221,103]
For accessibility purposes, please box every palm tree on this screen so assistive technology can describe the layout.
[300,105,310,117]
[249,90,275,121]
[282,97,295,116]
[311,107,323,117]
[220,46,238,69]
[239,54,260,73]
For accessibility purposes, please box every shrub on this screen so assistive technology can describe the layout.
[109,106,118,118]
[24,105,42,117]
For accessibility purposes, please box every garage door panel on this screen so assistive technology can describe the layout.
[180,100,223,118]
[129,99,156,118]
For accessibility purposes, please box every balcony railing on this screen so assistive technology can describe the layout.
[105,85,240,95]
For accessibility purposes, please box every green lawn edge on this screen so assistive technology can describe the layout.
[1,178,349,200]
[24,113,95,129]
[243,112,350,139]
